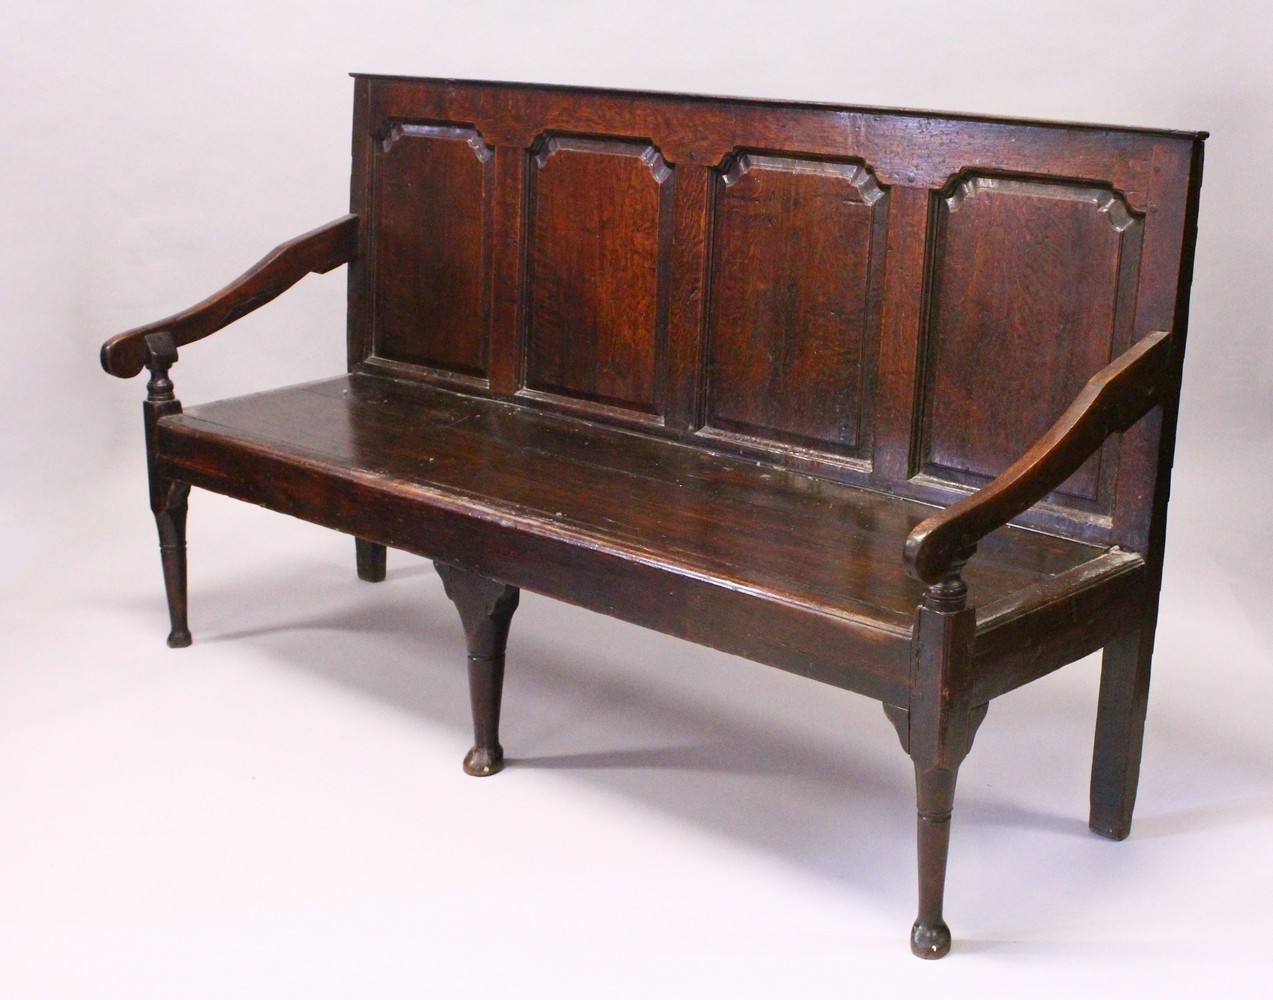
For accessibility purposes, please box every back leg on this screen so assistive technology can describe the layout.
[355,538,387,582]
[1090,627,1154,840]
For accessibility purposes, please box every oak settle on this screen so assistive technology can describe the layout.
[100,76,1205,958]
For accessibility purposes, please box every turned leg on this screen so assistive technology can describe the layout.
[355,538,387,582]
[1090,627,1154,840]
[912,763,958,957]
[143,332,193,648]
[904,555,980,959]
[153,482,192,648]
[434,562,520,777]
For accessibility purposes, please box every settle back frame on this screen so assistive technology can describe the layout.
[347,75,1203,560]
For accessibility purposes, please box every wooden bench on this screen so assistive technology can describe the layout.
[100,75,1205,958]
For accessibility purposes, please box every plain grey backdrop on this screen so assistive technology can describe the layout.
[2,1,1271,994]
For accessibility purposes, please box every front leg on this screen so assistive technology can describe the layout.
[143,332,192,647]
[153,482,192,647]
[434,562,520,776]
[904,558,982,959]
[912,762,959,957]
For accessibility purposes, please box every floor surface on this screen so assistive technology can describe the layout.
[1,456,1269,997]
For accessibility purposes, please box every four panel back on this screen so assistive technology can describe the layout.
[347,76,1203,551]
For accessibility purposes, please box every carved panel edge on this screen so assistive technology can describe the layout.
[379,121,496,162]
[718,150,886,205]
[942,173,1141,233]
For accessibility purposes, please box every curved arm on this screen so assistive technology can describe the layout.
[100,214,359,378]
[904,330,1172,585]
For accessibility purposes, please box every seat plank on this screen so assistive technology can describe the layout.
[162,374,1114,639]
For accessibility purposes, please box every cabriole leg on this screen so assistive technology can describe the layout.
[1090,627,1153,840]
[154,482,192,648]
[434,562,520,777]
[355,538,387,582]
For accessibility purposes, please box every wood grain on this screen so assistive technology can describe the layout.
[703,153,886,459]
[905,330,1171,584]
[918,176,1143,510]
[523,136,672,417]
[372,123,493,378]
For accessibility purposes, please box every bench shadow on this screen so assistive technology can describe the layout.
[110,551,1257,936]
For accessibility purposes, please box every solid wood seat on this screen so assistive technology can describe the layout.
[157,372,1136,705]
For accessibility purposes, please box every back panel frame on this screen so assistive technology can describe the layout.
[346,74,1205,552]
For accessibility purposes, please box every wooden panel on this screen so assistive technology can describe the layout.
[353,76,1202,548]
[372,122,493,378]
[524,136,673,417]
[346,77,373,368]
[704,153,887,460]
[918,175,1144,511]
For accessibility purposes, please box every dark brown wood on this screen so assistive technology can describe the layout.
[905,330,1172,585]
[486,146,528,396]
[1090,627,1154,839]
[343,77,1202,549]
[522,136,672,419]
[907,558,981,959]
[664,163,711,433]
[143,332,191,647]
[917,176,1142,512]
[971,549,1147,703]
[155,374,1110,644]
[346,78,374,371]
[434,562,519,777]
[371,125,492,379]
[100,76,1206,958]
[153,481,191,648]
[354,538,386,582]
[701,153,885,459]
[872,186,931,484]
[101,215,359,379]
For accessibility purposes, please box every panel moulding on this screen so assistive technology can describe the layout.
[531,134,672,183]
[380,121,495,162]
[719,152,885,205]
[944,175,1138,232]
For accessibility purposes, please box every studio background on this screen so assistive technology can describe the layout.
[2,2,1269,995]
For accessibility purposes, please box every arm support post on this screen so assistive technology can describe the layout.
[904,331,1173,585]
